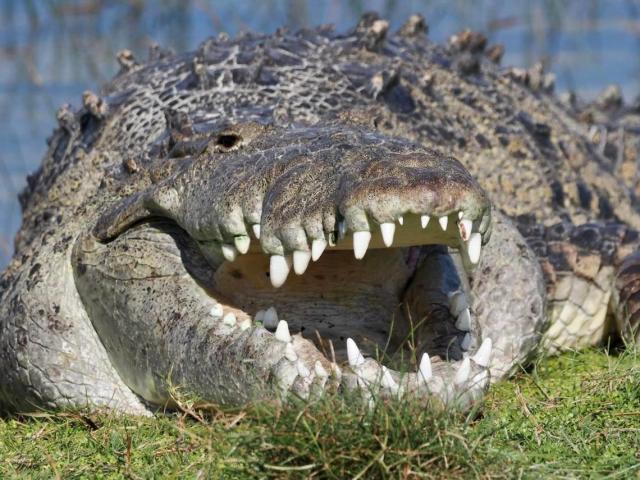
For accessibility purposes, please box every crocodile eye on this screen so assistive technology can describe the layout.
[215,133,242,151]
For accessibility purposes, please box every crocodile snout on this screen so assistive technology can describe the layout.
[95,120,491,289]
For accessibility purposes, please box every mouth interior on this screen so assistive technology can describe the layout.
[209,213,478,372]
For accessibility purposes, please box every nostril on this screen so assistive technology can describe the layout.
[215,133,242,151]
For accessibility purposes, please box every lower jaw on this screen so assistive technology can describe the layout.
[186,216,494,408]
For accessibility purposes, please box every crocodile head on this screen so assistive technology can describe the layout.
[74,115,502,408]
[2,15,549,414]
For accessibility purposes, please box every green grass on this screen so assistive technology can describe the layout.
[1,348,638,479]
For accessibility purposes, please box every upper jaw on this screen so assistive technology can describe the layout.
[216,208,488,290]
[93,121,491,288]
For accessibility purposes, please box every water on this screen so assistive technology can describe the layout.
[1,0,639,267]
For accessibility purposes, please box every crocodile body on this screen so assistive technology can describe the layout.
[1,14,638,414]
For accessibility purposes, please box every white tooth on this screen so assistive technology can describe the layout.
[421,214,430,229]
[472,337,492,367]
[380,222,396,247]
[270,255,291,288]
[398,216,404,226]
[338,220,347,240]
[326,231,336,247]
[455,308,471,331]
[448,291,468,317]
[454,357,471,385]
[285,342,297,361]
[438,216,448,231]
[221,244,238,261]
[263,307,279,330]
[209,304,223,318]
[223,312,237,326]
[314,361,329,378]
[419,353,432,381]
[353,231,372,259]
[461,333,472,351]
[296,360,311,377]
[239,318,251,331]
[459,219,472,242]
[381,366,397,389]
[274,320,292,343]
[254,310,266,322]
[467,233,482,264]
[311,239,327,261]
[293,250,312,275]
[331,363,342,380]
[346,338,365,367]
[251,224,261,239]
[234,235,250,254]
[458,211,464,219]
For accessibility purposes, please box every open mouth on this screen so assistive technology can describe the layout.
[199,208,493,404]
[87,122,494,406]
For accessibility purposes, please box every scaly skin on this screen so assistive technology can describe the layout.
[0,13,637,414]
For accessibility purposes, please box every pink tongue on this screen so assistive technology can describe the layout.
[404,246,422,272]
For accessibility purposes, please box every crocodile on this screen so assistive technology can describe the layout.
[1,13,639,415]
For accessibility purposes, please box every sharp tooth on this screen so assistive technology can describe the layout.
[221,244,238,261]
[454,357,471,385]
[458,219,472,242]
[296,360,311,377]
[311,239,327,261]
[419,353,432,381]
[210,304,223,318]
[326,232,336,247]
[448,291,468,317]
[223,312,237,326]
[285,342,297,361]
[381,366,397,389]
[239,318,251,331]
[455,308,471,331]
[263,307,279,330]
[421,214,430,229]
[270,255,291,288]
[398,216,404,226]
[380,222,396,247]
[251,224,261,239]
[458,211,464,219]
[234,235,250,254]
[314,361,329,378]
[353,231,372,259]
[275,320,292,343]
[472,337,492,367]
[467,233,482,264]
[346,338,365,367]
[438,216,448,231]
[338,219,347,240]
[331,363,342,380]
[461,332,472,350]
[254,310,266,322]
[293,250,311,275]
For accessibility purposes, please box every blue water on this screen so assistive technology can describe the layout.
[1,0,639,267]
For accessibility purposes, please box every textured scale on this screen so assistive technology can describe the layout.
[1,13,639,414]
